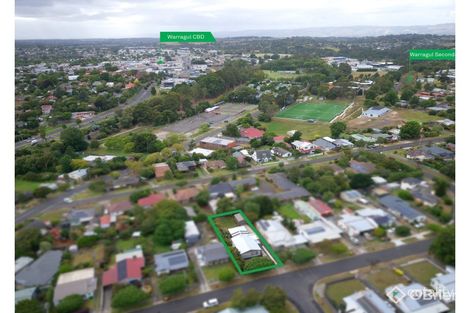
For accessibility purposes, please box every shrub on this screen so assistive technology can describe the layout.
[158,274,187,295]
[395,225,411,237]
[292,248,316,264]
[56,294,84,313]
[112,285,149,309]
[218,267,236,282]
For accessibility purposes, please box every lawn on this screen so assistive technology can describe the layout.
[278,203,301,219]
[73,244,105,267]
[365,268,408,294]
[402,260,442,286]
[214,216,238,229]
[325,279,366,308]
[261,119,330,140]
[276,101,348,122]
[263,70,300,80]
[395,108,441,123]
[15,179,43,192]
[202,263,237,283]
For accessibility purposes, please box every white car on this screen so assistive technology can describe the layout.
[203,298,219,308]
[64,197,73,203]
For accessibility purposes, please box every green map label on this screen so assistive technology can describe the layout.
[160,32,216,43]
[409,49,455,61]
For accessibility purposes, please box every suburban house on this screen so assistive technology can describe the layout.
[99,214,116,229]
[173,187,199,203]
[431,267,455,303]
[423,146,455,160]
[103,171,140,191]
[240,127,265,139]
[271,146,292,158]
[309,197,334,217]
[153,162,172,180]
[106,200,133,216]
[229,177,258,191]
[401,177,427,191]
[252,150,273,163]
[350,134,377,144]
[228,226,262,259]
[340,190,368,204]
[15,250,63,288]
[379,195,426,223]
[68,209,95,226]
[349,160,376,174]
[196,242,229,266]
[298,219,343,244]
[411,188,439,207]
[176,160,198,172]
[59,168,88,181]
[184,220,201,245]
[199,137,236,150]
[15,287,39,304]
[205,160,227,170]
[102,257,145,287]
[385,283,448,313]
[137,193,165,208]
[355,208,395,227]
[331,138,354,148]
[291,140,314,154]
[15,256,34,274]
[256,217,307,248]
[362,106,391,118]
[337,214,378,237]
[294,200,321,220]
[263,173,310,201]
[53,268,97,304]
[154,250,189,276]
[209,182,235,199]
[189,147,214,157]
[343,288,396,313]
[312,138,337,151]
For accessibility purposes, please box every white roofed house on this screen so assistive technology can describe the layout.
[228,226,262,259]
[362,106,391,118]
[337,214,378,237]
[256,216,307,249]
[53,268,97,304]
[291,140,314,154]
[385,283,448,313]
[431,267,455,303]
[343,288,396,313]
[298,218,343,244]
[252,150,273,163]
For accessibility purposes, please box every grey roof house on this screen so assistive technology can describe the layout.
[196,242,229,266]
[252,150,273,163]
[176,161,198,172]
[53,268,97,304]
[154,250,189,276]
[312,138,337,150]
[208,182,234,199]
[68,209,95,226]
[16,250,63,287]
[379,195,426,223]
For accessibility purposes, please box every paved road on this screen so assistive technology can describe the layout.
[15,137,447,224]
[133,239,432,313]
[15,84,155,150]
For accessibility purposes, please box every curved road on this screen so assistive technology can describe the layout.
[133,239,432,313]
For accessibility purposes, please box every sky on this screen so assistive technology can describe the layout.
[15,0,455,39]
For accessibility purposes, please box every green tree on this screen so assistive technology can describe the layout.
[112,285,149,309]
[330,122,347,138]
[383,89,398,106]
[222,123,240,137]
[400,121,421,139]
[60,127,88,151]
[56,294,84,313]
[261,285,287,313]
[15,300,44,313]
[244,257,273,271]
[158,274,187,295]
[434,178,449,197]
[429,225,455,266]
[395,225,411,237]
[349,174,373,189]
[15,228,41,258]
[292,248,316,264]
[33,186,52,198]
[219,267,236,282]
[196,190,209,206]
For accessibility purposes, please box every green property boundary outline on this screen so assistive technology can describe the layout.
[207,209,284,275]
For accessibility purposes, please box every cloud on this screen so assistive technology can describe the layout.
[15,0,455,39]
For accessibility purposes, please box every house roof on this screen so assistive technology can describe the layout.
[309,198,333,215]
[379,195,424,221]
[153,162,171,178]
[312,138,337,150]
[254,150,272,159]
[185,220,200,238]
[197,242,229,264]
[107,200,133,214]
[100,215,111,226]
[209,182,234,197]
[240,127,265,139]
[102,257,145,286]
[339,214,378,233]
[174,187,199,202]
[154,250,189,274]
[349,160,376,174]
[116,247,144,263]
[15,250,63,287]
[273,135,285,142]
[15,287,37,304]
[385,283,448,312]
[15,256,34,274]
[137,193,165,207]
[232,235,261,254]
[257,218,307,248]
[54,268,97,304]
[344,288,395,313]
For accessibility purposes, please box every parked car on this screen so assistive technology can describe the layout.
[64,197,73,203]
[203,298,219,308]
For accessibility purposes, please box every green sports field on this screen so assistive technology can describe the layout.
[276,101,348,122]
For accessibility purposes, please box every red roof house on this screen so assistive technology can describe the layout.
[309,197,333,217]
[137,193,165,208]
[100,215,114,228]
[102,257,145,286]
[240,127,265,139]
[273,136,286,143]
[106,200,133,216]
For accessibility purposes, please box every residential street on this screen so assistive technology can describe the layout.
[133,239,432,313]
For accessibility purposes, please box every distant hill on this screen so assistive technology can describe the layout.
[215,23,455,38]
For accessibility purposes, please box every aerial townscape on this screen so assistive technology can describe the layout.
[13,6,457,313]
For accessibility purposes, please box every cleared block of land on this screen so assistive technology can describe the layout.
[276,101,348,122]
[401,260,442,286]
[325,279,366,308]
